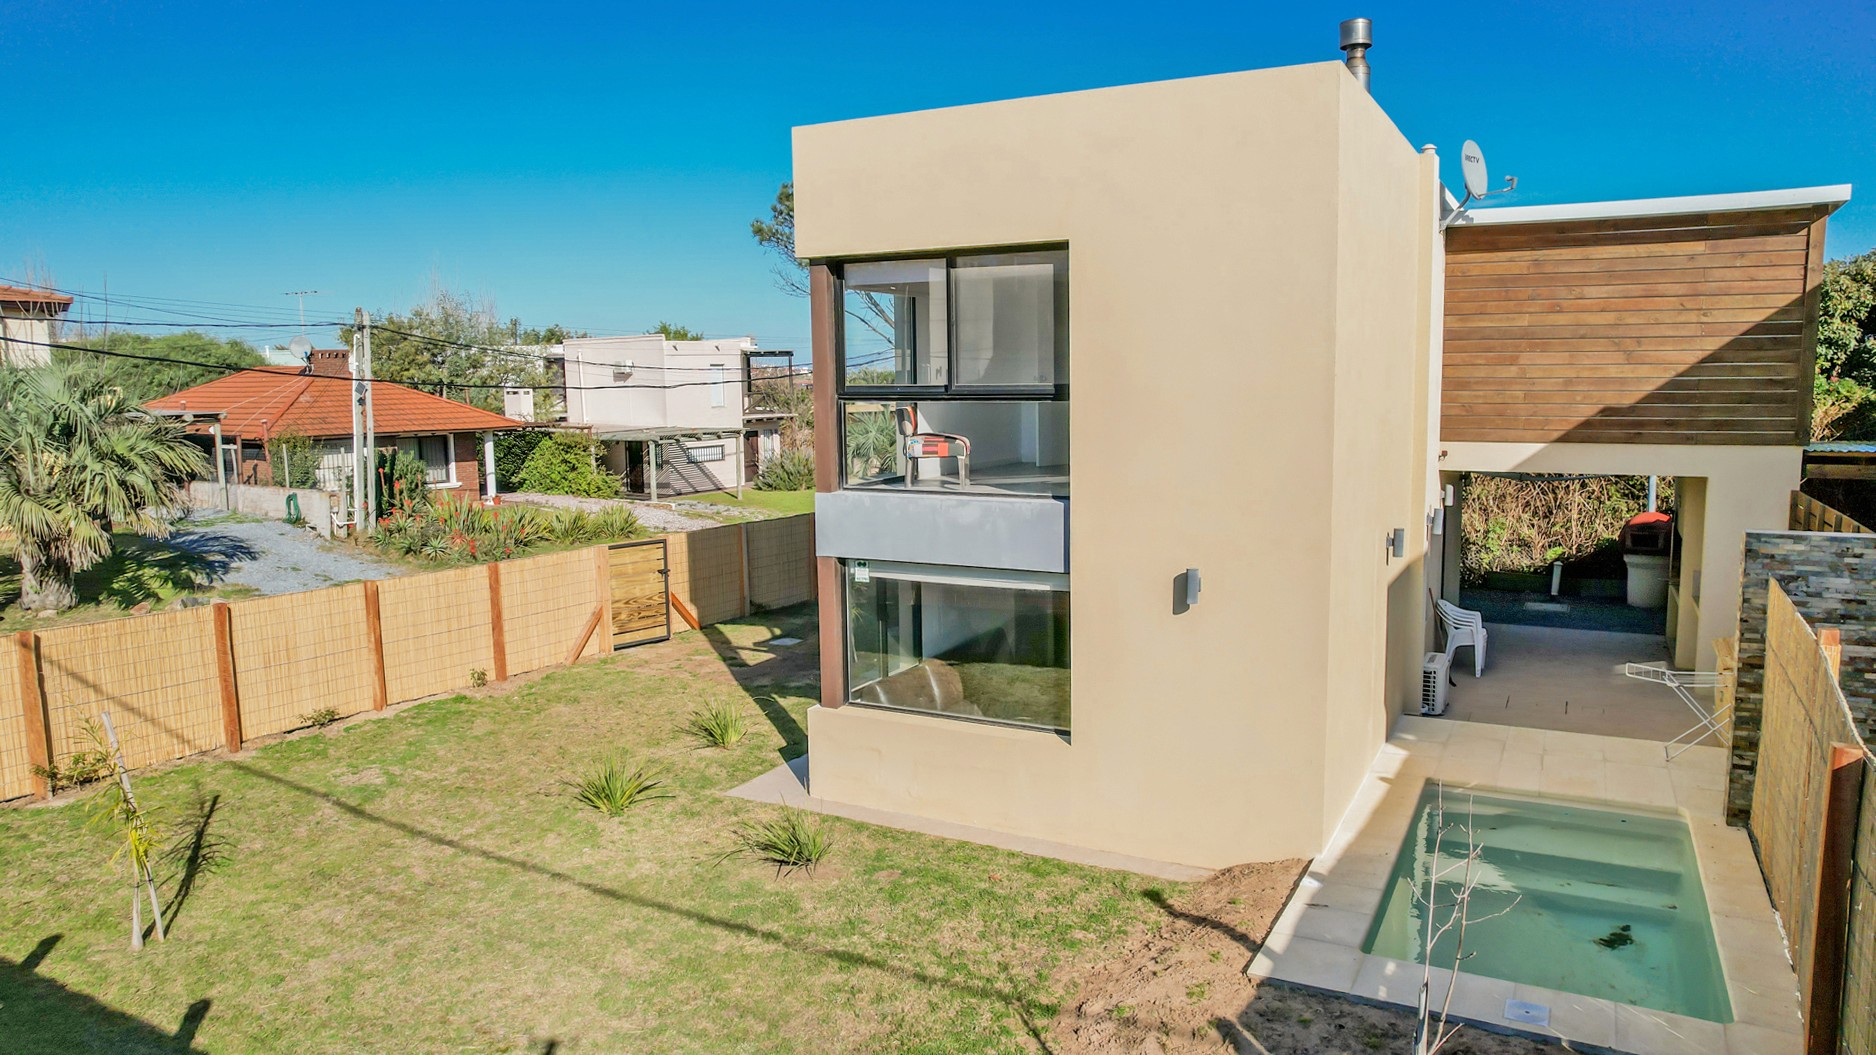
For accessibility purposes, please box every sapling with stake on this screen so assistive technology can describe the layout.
[90,712,167,950]
[1413,782,1520,1055]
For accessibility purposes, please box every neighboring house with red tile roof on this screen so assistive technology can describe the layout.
[0,284,74,366]
[145,349,524,495]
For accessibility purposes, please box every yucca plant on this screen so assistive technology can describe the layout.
[569,756,669,817]
[685,698,748,749]
[721,808,832,876]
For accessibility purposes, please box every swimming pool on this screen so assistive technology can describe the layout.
[1362,785,1732,1023]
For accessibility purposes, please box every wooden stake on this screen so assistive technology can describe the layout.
[14,631,50,800]
[487,562,509,683]
[362,581,388,711]
[211,603,241,753]
[100,711,165,947]
[670,591,700,632]
[566,605,606,666]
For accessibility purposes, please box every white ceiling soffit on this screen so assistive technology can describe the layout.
[1452,184,1852,227]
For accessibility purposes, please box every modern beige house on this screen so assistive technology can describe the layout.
[792,59,1844,869]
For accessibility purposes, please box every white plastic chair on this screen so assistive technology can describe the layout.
[1435,599,1488,677]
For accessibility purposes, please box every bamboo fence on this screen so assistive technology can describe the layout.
[1750,580,1875,1055]
[1,515,816,801]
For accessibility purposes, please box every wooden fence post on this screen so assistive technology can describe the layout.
[14,631,50,800]
[362,581,388,711]
[210,603,241,754]
[486,562,508,683]
[1806,744,1865,1055]
[738,522,752,617]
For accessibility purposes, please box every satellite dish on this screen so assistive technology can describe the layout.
[287,335,314,361]
[1460,140,1489,200]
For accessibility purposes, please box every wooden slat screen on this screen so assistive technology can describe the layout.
[1443,207,1829,444]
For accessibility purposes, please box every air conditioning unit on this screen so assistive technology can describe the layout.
[1420,652,1452,716]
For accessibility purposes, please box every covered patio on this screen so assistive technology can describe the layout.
[1439,622,1721,747]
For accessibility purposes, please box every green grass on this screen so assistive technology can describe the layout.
[0,605,1167,1054]
[683,489,816,516]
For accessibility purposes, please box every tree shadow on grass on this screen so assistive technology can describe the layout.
[158,791,229,937]
[0,530,259,613]
[225,759,1054,1026]
[0,935,211,1054]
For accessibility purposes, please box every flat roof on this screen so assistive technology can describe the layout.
[1453,185,1852,227]
[591,425,743,442]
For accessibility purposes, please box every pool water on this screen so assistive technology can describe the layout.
[1362,785,1732,1023]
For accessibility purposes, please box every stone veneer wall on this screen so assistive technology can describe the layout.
[1728,530,1876,824]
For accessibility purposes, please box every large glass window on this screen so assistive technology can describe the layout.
[836,247,1066,395]
[845,562,1069,732]
[952,251,1066,388]
[841,398,1069,496]
[842,259,947,388]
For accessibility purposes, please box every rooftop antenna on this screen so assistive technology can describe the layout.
[283,290,325,338]
[1440,140,1518,230]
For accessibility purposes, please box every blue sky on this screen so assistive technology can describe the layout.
[4,0,1871,356]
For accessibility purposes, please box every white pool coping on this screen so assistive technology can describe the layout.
[1248,716,1803,1055]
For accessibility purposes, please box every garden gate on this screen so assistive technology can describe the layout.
[606,539,671,649]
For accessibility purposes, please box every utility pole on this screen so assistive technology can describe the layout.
[362,312,378,527]
[351,308,377,536]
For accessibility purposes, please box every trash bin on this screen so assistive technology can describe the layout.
[1620,511,1673,608]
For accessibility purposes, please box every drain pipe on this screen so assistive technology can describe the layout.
[1340,18,1373,92]
[1646,475,1659,513]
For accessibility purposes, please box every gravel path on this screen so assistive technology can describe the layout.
[501,492,719,532]
[178,512,404,596]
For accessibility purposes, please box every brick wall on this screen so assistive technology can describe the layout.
[1728,530,1876,823]
[452,431,484,495]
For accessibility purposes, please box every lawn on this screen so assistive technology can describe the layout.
[0,604,1169,1055]
[683,489,816,517]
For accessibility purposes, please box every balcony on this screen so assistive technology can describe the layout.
[840,399,1068,497]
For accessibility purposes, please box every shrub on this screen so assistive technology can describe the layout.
[494,430,547,488]
[515,433,623,498]
[569,756,669,817]
[268,431,319,488]
[469,668,489,688]
[299,706,342,729]
[371,493,639,565]
[1459,474,1671,585]
[755,448,814,492]
[31,733,114,793]
[685,698,748,749]
[721,808,831,876]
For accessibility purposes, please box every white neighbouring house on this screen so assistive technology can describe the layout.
[0,285,73,366]
[547,334,789,499]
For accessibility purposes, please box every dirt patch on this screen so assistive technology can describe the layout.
[1052,861,1566,1055]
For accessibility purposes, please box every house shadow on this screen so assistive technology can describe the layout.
[695,604,817,760]
[1,936,210,1054]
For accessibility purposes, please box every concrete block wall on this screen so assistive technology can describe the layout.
[1729,530,1876,823]
[187,480,339,537]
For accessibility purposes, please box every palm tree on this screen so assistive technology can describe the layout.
[0,364,208,612]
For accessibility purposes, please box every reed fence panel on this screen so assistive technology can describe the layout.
[666,524,745,626]
[1750,580,1876,1055]
[0,649,30,801]
[230,584,377,738]
[501,547,607,674]
[746,515,815,609]
[37,608,222,772]
[377,566,493,704]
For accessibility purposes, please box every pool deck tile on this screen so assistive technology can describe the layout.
[1248,716,1802,1055]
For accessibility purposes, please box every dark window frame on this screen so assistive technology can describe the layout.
[838,558,1072,737]
[833,243,1070,402]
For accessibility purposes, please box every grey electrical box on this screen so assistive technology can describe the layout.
[1184,568,1201,606]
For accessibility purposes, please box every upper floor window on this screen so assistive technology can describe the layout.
[839,247,1066,396]
[709,363,727,407]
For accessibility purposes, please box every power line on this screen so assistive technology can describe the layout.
[7,333,823,393]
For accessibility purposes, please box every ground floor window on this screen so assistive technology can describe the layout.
[844,561,1069,732]
[396,434,455,485]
